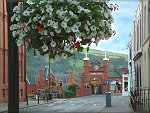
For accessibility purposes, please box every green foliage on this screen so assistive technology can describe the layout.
[67,84,79,92]
[64,84,79,98]
[65,90,76,98]
[26,49,128,77]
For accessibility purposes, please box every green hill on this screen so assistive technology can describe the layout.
[26,49,128,76]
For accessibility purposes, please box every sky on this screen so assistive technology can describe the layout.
[89,0,139,54]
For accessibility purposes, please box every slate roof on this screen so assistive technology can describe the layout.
[26,74,37,85]
[109,68,124,78]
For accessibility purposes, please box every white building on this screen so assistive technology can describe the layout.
[129,0,150,89]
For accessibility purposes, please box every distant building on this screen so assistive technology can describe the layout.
[27,69,58,98]
[76,52,109,97]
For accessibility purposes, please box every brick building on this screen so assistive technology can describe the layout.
[76,52,125,97]
[76,52,109,97]
[27,69,58,97]
[0,0,26,103]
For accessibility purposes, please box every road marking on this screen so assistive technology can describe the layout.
[92,104,96,106]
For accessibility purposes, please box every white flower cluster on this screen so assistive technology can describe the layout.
[10,0,117,59]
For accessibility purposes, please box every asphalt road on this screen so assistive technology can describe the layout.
[20,95,106,113]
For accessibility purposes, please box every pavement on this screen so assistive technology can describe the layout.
[0,96,134,113]
[0,98,68,113]
[99,95,134,113]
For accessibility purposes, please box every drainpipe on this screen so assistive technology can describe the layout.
[3,0,5,84]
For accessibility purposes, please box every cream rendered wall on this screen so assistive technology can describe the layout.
[141,0,150,88]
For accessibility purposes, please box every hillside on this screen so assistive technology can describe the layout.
[26,49,128,77]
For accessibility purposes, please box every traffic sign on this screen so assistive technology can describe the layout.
[105,80,109,85]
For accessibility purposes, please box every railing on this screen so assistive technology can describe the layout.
[130,87,150,113]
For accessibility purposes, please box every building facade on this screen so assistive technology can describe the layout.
[0,0,26,103]
[76,53,108,97]
[129,0,150,88]
[27,69,58,98]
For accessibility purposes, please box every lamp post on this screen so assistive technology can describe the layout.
[7,0,19,112]
[48,54,51,100]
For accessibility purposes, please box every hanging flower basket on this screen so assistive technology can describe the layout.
[10,0,118,59]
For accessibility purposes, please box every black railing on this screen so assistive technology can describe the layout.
[130,87,150,113]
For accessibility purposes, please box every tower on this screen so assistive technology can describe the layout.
[83,51,89,75]
[103,51,109,92]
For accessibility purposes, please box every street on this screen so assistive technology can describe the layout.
[20,95,106,113]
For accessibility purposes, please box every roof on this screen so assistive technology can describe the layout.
[109,68,124,78]
[26,75,37,85]
[109,71,122,78]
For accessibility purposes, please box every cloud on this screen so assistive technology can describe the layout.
[89,0,138,54]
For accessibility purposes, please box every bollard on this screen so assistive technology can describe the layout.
[106,92,111,107]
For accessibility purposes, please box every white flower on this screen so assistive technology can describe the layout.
[68,35,74,42]
[55,28,61,33]
[23,10,30,16]
[51,40,56,47]
[104,12,109,18]
[91,31,97,36]
[30,9,35,13]
[56,10,61,15]
[46,4,53,13]
[10,24,19,30]
[63,17,70,22]
[50,32,54,36]
[99,21,105,27]
[13,6,20,13]
[33,17,38,21]
[61,21,67,28]
[75,22,81,27]
[68,0,79,5]
[61,53,68,59]
[64,45,71,52]
[86,21,91,26]
[90,26,97,31]
[69,11,75,16]
[12,31,17,37]
[77,6,84,11]
[36,14,41,19]
[84,24,89,31]
[40,0,48,4]
[17,39,24,46]
[15,15,20,21]
[47,20,53,26]
[41,16,45,21]
[71,25,79,33]
[65,27,71,33]
[11,14,17,22]
[24,27,30,32]
[41,8,45,13]
[53,22,58,29]
[42,43,48,52]
[20,31,26,38]
[83,9,91,13]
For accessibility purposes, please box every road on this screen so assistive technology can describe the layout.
[20,95,106,113]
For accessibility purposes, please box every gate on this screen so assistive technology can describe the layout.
[130,87,150,113]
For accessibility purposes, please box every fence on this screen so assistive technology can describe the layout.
[130,87,150,113]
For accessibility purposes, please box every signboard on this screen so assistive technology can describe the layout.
[105,80,109,85]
